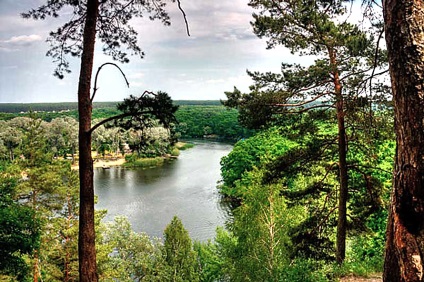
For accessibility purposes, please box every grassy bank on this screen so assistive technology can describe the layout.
[123,142,194,168]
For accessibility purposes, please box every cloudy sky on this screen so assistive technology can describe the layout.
[0,0,306,103]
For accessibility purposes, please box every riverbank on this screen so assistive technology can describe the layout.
[72,158,126,170]
[71,142,192,170]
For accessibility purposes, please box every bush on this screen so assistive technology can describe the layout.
[170,148,180,157]
[177,143,194,150]
[281,259,333,282]
[124,157,164,168]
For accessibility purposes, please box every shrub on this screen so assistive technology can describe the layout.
[170,148,180,156]
[177,142,194,150]
[124,157,164,168]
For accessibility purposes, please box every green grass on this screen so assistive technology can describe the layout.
[124,157,164,168]
[170,148,180,156]
[177,143,194,150]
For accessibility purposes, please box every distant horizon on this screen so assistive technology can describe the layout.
[0,100,225,113]
[0,99,223,104]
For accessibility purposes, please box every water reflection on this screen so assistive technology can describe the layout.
[94,141,233,241]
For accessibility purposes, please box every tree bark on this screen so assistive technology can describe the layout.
[77,0,99,281]
[383,0,424,281]
[328,47,349,264]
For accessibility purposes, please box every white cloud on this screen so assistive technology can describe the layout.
[131,82,144,87]
[4,34,42,45]
[129,72,145,79]
[0,1,295,103]
[1,34,42,52]
[206,78,226,84]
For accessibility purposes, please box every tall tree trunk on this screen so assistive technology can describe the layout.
[329,48,349,264]
[77,0,99,281]
[32,250,39,282]
[383,0,424,281]
[32,186,39,282]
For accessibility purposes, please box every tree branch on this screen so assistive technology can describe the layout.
[285,104,335,114]
[91,62,129,103]
[89,109,155,134]
[177,0,190,36]
[271,91,332,107]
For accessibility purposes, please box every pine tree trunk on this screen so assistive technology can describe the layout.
[77,0,99,281]
[32,186,39,282]
[383,0,424,281]
[33,250,39,282]
[329,48,349,264]
[335,93,348,264]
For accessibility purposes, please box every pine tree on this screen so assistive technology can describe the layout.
[382,0,424,280]
[23,1,185,279]
[224,0,388,263]
[163,216,200,282]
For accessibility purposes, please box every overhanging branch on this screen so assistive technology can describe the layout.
[89,110,155,134]
[91,62,129,103]
[177,0,190,36]
[271,92,332,107]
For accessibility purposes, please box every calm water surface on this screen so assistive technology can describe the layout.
[94,141,232,241]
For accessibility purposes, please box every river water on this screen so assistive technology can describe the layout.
[94,141,233,241]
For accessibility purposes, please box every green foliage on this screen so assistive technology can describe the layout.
[99,216,163,281]
[0,101,221,114]
[0,103,248,154]
[163,216,200,282]
[115,91,178,131]
[1,117,84,281]
[229,170,292,281]
[47,117,78,159]
[220,127,297,198]
[177,143,194,150]
[223,87,290,129]
[174,105,253,140]
[0,177,40,281]
[194,239,227,282]
[124,156,165,168]
[336,208,388,277]
[170,147,180,157]
[124,126,174,158]
[39,166,80,282]
[280,259,331,282]
[218,109,394,275]
[0,102,117,113]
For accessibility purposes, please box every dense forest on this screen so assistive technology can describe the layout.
[0,100,222,114]
[0,104,394,281]
[1,0,424,280]
[0,103,251,159]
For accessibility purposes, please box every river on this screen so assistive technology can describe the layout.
[94,141,233,241]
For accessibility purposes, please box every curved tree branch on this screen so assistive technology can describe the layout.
[177,0,190,36]
[271,91,332,107]
[89,109,155,134]
[91,62,130,103]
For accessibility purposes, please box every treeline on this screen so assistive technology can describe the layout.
[0,115,178,164]
[175,105,254,140]
[0,103,252,141]
[0,102,117,113]
[0,100,221,113]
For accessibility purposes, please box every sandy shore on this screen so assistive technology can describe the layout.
[72,158,126,170]
[71,142,189,170]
